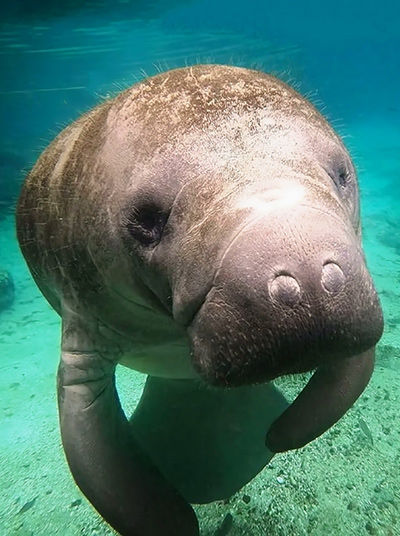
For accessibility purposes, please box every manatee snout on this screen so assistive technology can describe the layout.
[187,207,383,387]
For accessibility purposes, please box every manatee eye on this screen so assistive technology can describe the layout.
[336,166,349,188]
[126,204,169,247]
[328,163,351,191]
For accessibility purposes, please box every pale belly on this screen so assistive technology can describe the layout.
[119,341,200,379]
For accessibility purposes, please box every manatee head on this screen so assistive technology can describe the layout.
[87,65,382,389]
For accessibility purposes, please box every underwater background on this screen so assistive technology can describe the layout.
[0,0,399,534]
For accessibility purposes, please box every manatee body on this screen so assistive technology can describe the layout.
[16,65,383,536]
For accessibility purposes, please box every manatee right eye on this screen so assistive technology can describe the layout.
[126,204,169,247]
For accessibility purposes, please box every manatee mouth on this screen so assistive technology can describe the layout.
[186,280,383,388]
[188,314,376,387]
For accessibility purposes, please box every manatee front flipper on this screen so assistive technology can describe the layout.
[266,348,375,452]
[58,305,199,536]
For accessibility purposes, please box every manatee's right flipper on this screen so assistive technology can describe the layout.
[57,305,199,536]
[265,348,375,452]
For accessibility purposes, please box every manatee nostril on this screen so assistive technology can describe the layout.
[321,262,345,294]
[269,274,301,306]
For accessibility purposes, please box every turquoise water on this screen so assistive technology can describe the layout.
[1,1,399,535]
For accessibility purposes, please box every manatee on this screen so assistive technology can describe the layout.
[16,65,383,536]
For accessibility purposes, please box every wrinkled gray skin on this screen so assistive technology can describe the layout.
[16,65,383,536]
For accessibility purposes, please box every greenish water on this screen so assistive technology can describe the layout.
[1,1,399,535]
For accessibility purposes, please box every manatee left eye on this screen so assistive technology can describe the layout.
[126,204,169,247]
[336,166,349,188]
[328,163,351,191]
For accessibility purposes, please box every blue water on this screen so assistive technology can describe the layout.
[1,1,399,534]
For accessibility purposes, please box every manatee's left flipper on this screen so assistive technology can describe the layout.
[58,305,199,536]
[266,348,375,452]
